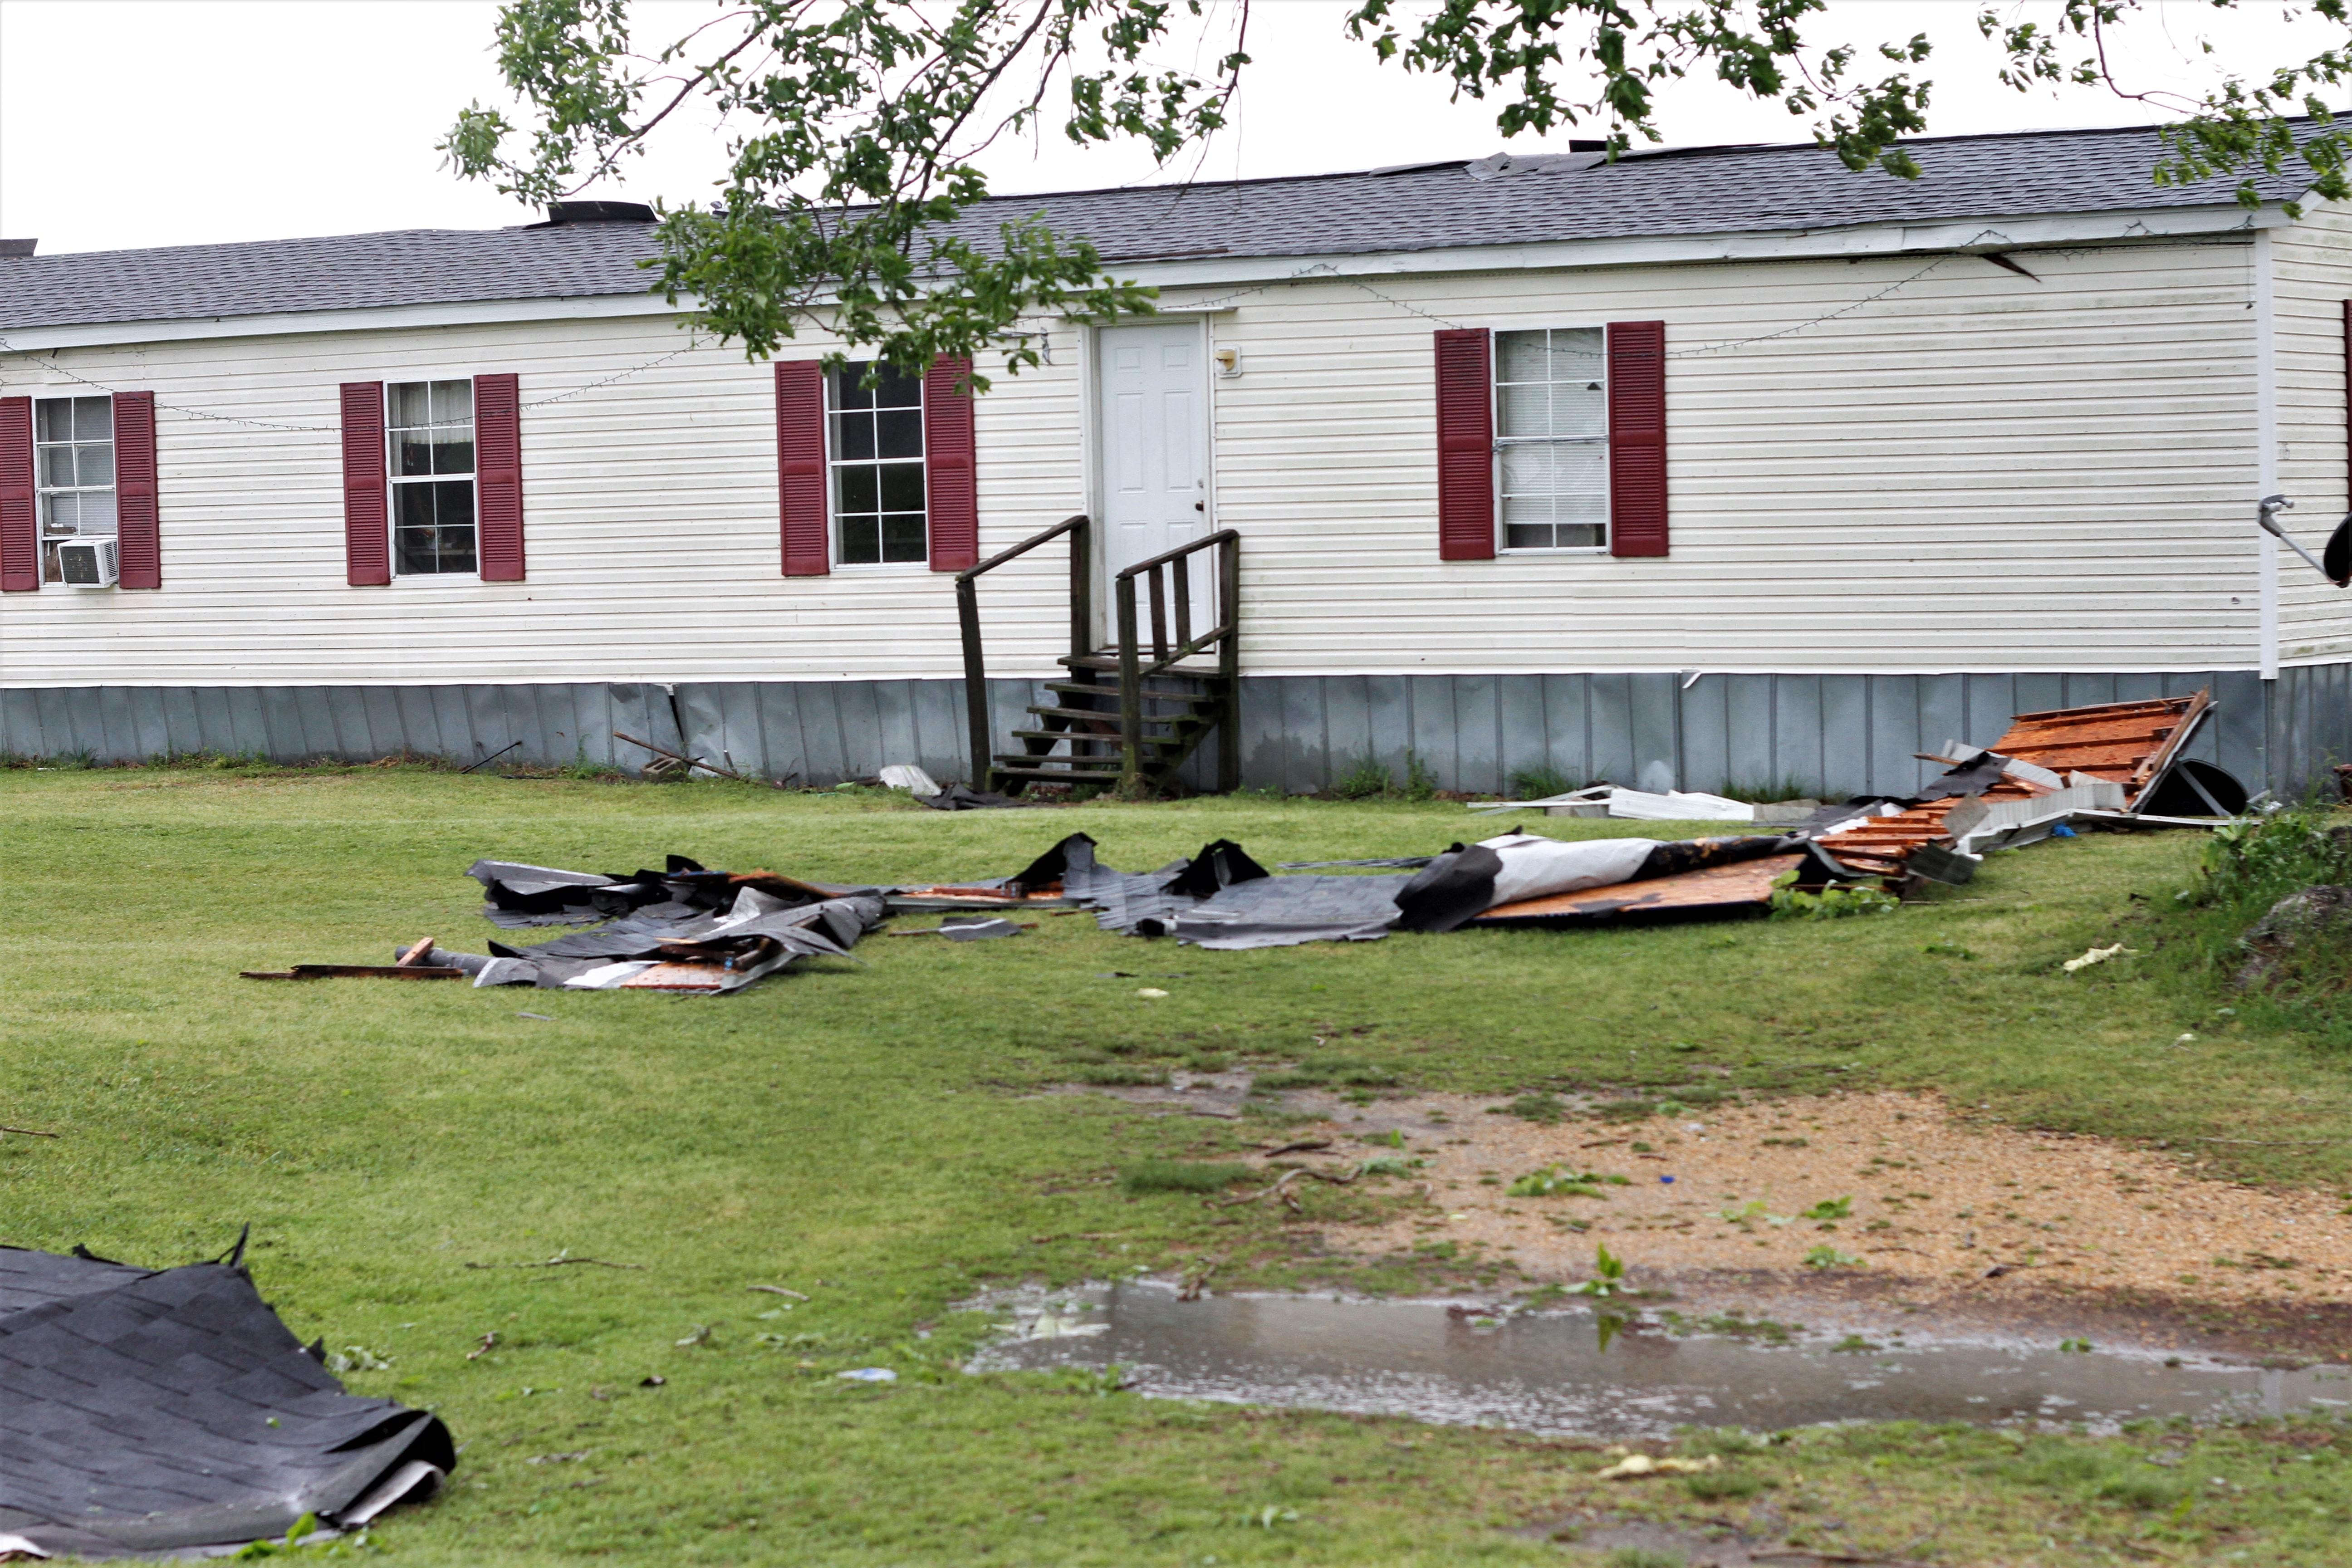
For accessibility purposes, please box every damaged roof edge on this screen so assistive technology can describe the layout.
[0,202,2277,354]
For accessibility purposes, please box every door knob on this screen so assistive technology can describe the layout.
[1194,502,1205,512]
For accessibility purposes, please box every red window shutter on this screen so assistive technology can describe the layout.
[924,355,978,572]
[339,382,390,586]
[113,391,161,589]
[776,361,828,576]
[1433,328,1495,560]
[1607,319,1669,558]
[474,372,524,581]
[0,396,33,592]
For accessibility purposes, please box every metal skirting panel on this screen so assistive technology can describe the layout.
[1235,670,2273,799]
[0,683,688,772]
[1,666,2335,796]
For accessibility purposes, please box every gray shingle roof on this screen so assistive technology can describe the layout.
[0,122,2297,334]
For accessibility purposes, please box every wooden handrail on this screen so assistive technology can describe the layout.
[957,512,1087,584]
[1112,528,1240,582]
[956,514,1090,790]
[1115,530,1241,787]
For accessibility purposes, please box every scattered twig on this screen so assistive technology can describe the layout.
[466,1332,497,1361]
[1259,1139,1334,1158]
[0,1124,59,1138]
[1178,1252,1228,1301]
[614,731,787,788]
[747,1285,811,1301]
[1215,1168,1309,1207]
[1750,1552,1940,1568]
[459,740,524,774]
[2193,1137,2352,1146]
[464,1250,647,1271]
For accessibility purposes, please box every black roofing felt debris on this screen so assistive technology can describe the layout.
[0,1245,454,1559]
[461,856,887,991]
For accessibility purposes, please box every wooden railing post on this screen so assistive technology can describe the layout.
[956,573,991,792]
[1117,574,1143,788]
[953,512,1089,794]
[1068,514,1092,665]
[1217,534,1241,793]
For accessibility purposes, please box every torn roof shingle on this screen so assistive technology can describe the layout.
[0,121,2300,334]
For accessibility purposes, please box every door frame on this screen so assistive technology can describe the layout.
[1081,312,1224,648]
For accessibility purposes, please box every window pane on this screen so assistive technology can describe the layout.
[1499,443,1557,496]
[1497,381,1551,440]
[830,364,875,411]
[1494,330,1552,386]
[35,400,71,442]
[877,462,925,512]
[1504,521,1556,551]
[395,429,434,477]
[74,397,112,441]
[434,480,476,532]
[881,513,927,562]
[38,446,75,488]
[395,484,438,532]
[75,490,117,533]
[431,379,473,425]
[78,443,114,487]
[839,515,879,564]
[870,364,923,409]
[875,408,922,460]
[40,493,76,534]
[836,465,878,515]
[388,383,430,429]
[1553,445,1609,521]
[833,411,875,461]
[395,529,439,574]
[431,431,475,475]
[434,526,478,575]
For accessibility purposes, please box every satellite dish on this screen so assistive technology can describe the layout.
[2326,514,2352,588]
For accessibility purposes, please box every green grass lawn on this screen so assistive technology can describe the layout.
[7,766,2352,1566]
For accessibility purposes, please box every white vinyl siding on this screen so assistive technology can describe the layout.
[0,234,2287,686]
[2269,199,2352,665]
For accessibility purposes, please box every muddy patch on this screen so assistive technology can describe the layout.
[1302,1089,2352,1311]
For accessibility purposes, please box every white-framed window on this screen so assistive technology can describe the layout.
[828,361,927,565]
[388,379,478,575]
[1495,327,1608,552]
[34,395,115,583]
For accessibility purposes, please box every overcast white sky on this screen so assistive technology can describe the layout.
[1,0,2344,255]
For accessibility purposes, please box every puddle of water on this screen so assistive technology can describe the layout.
[966,1282,2352,1440]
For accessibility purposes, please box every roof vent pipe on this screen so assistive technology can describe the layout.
[539,201,657,226]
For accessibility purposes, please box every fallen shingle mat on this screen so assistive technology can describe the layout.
[0,1244,455,1558]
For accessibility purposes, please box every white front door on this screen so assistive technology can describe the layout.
[1096,321,1209,642]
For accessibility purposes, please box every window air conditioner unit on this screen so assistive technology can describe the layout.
[57,537,118,588]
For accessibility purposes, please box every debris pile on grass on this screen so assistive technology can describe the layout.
[456,856,885,991]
